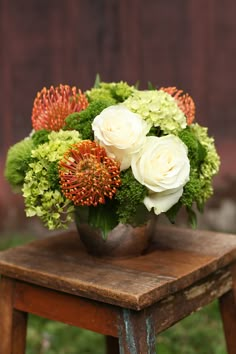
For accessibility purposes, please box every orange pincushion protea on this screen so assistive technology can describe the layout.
[160,86,196,125]
[32,84,88,131]
[59,141,121,207]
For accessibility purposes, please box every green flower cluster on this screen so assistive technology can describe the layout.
[123,90,187,134]
[179,127,206,210]
[115,168,148,224]
[31,129,50,146]
[22,130,81,229]
[64,98,114,140]
[167,124,220,226]
[86,81,135,104]
[179,126,206,169]
[4,137,34,190]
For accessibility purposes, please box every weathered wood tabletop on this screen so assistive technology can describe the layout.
[0,225,236,311]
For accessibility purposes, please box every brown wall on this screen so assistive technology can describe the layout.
[1,0,236,231]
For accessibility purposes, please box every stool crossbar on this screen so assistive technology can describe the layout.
[1,225,236,353]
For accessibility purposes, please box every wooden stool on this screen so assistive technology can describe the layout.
[1,225,236,353]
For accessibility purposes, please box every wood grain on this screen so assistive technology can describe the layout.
[0,226,236,310]
[153,267,232,334]
[118,309,156,353]
[14,280,119,336]
[219,290,236,354]
[0,276,28,354]
[219,263,236,354]
[1,226,236,353]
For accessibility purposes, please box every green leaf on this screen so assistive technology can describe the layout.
[134,80,140,89]
[197,140,207,163]
[186,207,197,229]
[93,73,101,88]
[88,202,118,240]
[165,202,182,224]
[147,126,161,137]
[147,81,156,90]
[197,200,204,213]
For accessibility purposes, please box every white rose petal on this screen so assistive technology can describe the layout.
[144,187,183,215]
[131,135,190,214]
[92,105,150,170]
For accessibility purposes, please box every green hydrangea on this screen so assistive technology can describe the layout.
[189,123,220,207]
[86,81,135,103]
[123,90,187,134]
[22,130,81,229]
[4,137,34,190]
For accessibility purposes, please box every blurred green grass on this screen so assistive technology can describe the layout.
[0,234,227,354]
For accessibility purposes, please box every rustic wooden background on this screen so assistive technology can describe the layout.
[0,0,236,232]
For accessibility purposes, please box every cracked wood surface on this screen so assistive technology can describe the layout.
[0,225,236,310]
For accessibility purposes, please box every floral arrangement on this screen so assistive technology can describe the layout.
[5,78,220,238]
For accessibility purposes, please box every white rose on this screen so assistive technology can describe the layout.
[92,105,150,170]
[131,135,190,214]
[144,188,184,215]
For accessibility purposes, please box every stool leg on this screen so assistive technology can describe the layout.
[219,290,236,354]
[118,309,156,353]
[106,336,119,354]
[0,276,28,354]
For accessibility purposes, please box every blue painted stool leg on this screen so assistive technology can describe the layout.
[118,308,156,354]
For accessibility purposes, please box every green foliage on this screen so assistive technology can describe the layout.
[64,99,114,139]
[88,202,119,240]
[165,128,208,225]
[31,129,50,146]
[75,98,114,138]
[181,170,202,208]
[93,73,101,88]
[74,203,119,240]
[178,126,219,218]
[147,126,161,137]
[63,112,80,131]
[165,202,182,224]
[195,179,214,211]
[115,168,148,224]
[147,81,157,90]
[47,161,60,190]
[186,206,197,229]
[179,127,206,168]
[178,128,207,210]
[4,137,34,190]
